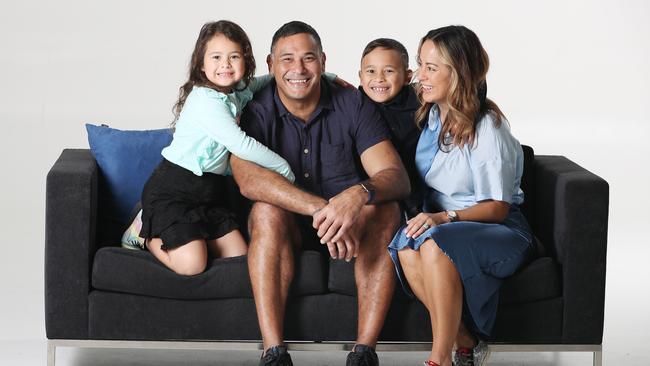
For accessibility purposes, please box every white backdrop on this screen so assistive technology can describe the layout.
[1,0,648,364]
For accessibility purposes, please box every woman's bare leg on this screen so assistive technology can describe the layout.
[398,248,439,361]
[419,239,463,366]
[455,321,477,349]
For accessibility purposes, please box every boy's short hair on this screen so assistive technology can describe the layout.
[361,38,409,70]
[271,21,322,53]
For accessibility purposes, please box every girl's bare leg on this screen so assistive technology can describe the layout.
[207,229,248,258]
[146,238,208,276]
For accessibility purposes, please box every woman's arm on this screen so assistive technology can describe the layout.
[404,200,510,238]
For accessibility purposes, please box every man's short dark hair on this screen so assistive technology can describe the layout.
[271,21,323,53]
[361,38,409,70]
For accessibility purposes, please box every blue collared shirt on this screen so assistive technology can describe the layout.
[240,77,390,199]
[418,105,525,211]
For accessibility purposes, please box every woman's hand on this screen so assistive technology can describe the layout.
[403,212,448,239]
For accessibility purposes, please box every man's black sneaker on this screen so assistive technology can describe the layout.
[346,344,379,366]
[259,345,293,366]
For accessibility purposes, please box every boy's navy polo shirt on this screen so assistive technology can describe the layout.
[360,86,424,217]
[240,77,390,200]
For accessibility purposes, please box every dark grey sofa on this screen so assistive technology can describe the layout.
[45,146,608,365]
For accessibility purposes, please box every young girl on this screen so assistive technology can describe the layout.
[123,20,301,276]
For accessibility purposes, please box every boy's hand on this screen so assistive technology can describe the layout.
[333,76,355,89]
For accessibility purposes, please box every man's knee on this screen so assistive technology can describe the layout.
[248,202,297,245]
[249,202,291,230]
[360,201,401,248]
[363,201,400,228]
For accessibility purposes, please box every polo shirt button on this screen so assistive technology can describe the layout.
[304,173,310,178]
[304,148,309,154]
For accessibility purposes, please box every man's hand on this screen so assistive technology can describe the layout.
[325,223,362,262]
[313,185,367,259]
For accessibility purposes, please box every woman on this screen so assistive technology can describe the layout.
[388,26,534,366]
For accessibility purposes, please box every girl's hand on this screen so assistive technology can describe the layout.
[404,212,447,239]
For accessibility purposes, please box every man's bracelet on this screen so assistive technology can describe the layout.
[358,181,376,204]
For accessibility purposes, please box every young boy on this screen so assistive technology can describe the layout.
[359,38,423,218]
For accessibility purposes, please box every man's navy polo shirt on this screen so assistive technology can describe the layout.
[240,77,390,199]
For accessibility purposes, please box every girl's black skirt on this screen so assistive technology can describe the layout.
[139,159,239,250]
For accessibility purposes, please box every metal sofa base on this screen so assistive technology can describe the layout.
[47,339,602,366]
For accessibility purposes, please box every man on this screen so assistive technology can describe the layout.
[230,21,410,366]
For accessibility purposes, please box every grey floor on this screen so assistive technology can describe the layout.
[2,339,599,366]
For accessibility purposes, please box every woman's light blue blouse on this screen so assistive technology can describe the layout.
[421,106,525,211]
[161,75,295,182]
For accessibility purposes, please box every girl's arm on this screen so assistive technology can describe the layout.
[187,89,295,182]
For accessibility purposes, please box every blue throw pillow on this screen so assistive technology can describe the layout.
[86,124,173,224]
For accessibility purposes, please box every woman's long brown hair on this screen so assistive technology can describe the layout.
[415,25,505,150]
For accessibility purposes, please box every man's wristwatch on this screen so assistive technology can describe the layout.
[446,210,458,223]
[358,181,376,204]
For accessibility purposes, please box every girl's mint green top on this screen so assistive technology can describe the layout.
[161,74,296,181]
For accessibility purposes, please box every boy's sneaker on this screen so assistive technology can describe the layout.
[259,345,293,366]
[346,344,379,366]
[453,341,490,366]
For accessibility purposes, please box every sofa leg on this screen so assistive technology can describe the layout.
[593,348,602,366]
[47,341,56,366]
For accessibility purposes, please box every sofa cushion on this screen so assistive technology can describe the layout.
[499,256,562,305]
[328,255,561,306]
[85,124,172,226]
[328,258,356,297]
[327,258,412,302]
[92,247,328,299]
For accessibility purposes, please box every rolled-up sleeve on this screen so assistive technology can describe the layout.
[469,116,518,203]
[353,94,391,155]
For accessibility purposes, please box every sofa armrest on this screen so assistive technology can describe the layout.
[533,155,608,344]
[45,149,98,339]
